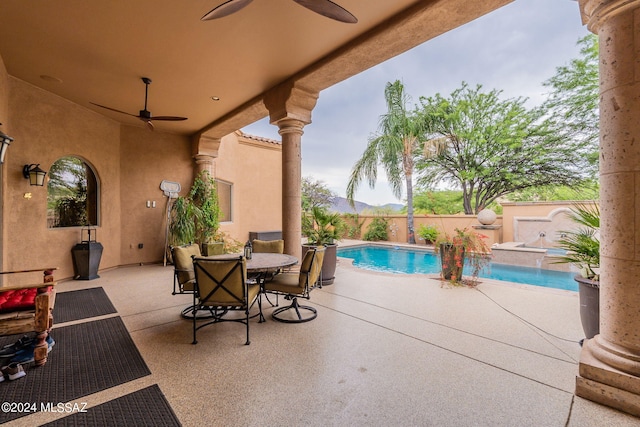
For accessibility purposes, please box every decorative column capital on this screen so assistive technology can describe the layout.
[275,118,306,136]
[263,81,319,126]
[191,134,221,177]
[191,134,222,158]
[579,0,640,32]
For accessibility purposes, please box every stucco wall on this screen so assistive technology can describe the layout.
[6,77,121,281]
[216,133,282,243]
[500,201,584,244]
[119,126,192,266]
[0,55,8,275]
[0,56,7,131]
[347,201,597,247]
[0,75,283,283]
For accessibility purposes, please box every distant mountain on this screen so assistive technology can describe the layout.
[329,196,404,214]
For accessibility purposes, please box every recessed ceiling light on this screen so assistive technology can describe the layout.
[40,75,63,83]
[210,96,220,101]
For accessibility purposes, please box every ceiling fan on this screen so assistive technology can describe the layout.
[201,0,357,24]
[91,77,188,130]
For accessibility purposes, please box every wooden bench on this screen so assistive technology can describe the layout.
[0,268,57,366]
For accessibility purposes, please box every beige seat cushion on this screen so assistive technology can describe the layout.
[252,239,284,254]
[263,273,299,294]
[173,243,201,291]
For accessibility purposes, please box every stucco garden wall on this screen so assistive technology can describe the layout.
[348,201,596,248]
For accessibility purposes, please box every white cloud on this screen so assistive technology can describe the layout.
[243,0,591,206]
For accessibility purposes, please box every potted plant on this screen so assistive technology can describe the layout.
[417,224,439,245]
[302,206,346,285]
[555,203,600,340]
[169,170,223,256]
[435,228,491,286]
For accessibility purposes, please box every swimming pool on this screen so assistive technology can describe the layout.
[337,245,578,291]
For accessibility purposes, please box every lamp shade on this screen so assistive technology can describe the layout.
[0,130,13,164]
[23,164,47,186]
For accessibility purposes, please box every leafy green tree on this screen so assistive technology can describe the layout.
[417,83,590,214]
[504,182,599,202]
[302,176,336,212]
[47,156,90,227]
[412,190,464,215]
[188,170,221,245]
[363,217,389,241]
[347,80,425,243]
[542,34,599,178]
[169,170,220,247]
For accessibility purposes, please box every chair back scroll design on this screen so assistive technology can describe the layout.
[191,256,262,345]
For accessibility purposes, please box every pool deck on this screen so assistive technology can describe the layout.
[15,239,639,426]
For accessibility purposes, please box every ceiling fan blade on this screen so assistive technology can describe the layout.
[201,0,253,21]
[145,120,155,131]
[149,116,188,121]
[90,102,138,118]
[292,0,357,23]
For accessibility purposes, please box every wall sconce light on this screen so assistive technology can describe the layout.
[0,123,13,164]
[23,164,47,186]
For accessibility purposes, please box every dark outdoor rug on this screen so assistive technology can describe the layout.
[41,385,181,427]
[53,287,117,323]
[0,316,151,423]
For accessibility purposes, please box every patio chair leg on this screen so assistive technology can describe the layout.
[258,294,265,323]
[245,309,251,345]
[192,305,198,345]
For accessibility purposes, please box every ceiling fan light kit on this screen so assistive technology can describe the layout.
[202,0,357,23]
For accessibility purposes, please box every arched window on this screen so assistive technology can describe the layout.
[47,156,99,228]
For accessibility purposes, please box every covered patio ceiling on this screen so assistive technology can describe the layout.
[0,0,511,138]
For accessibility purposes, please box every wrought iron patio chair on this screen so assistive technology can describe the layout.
[251,238,286,305]
[263,246,325,323]
[171,243,201,295]
[251,239,284,254]
[192,255,262,345]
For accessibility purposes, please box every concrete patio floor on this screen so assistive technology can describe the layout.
[10,247,640,426]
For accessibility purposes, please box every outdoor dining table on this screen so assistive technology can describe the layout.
[204,252,298,274]
[244,252,298,274]
[203,252,298,318]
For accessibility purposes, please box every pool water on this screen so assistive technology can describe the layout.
[337,245,577,291]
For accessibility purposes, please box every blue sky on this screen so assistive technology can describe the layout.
[243,0,591,206]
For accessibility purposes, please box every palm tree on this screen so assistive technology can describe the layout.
[346,80,425,244]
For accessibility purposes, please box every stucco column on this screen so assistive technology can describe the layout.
[264,82,319,259]
[192,134,221,178]
[576,0,640,416]
[194,154,214,177]
[276,119,305,259]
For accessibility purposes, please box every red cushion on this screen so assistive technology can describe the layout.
[0,286,52,313]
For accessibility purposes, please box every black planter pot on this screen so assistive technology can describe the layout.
[575,276,600,340]
[302,243,337,286]
[71,241,103,280]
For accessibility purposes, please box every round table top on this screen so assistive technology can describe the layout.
[246,252,298,271]
[207,252,298,272]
